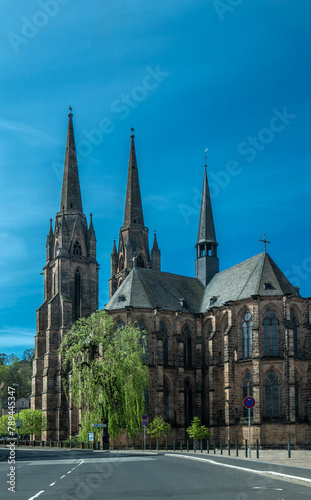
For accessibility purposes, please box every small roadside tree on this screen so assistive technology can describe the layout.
[186,416,211,448]
[147,417,171,448]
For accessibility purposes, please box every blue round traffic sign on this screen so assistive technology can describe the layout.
[243,396,255,409]
[142,414,148,420]
[142,421,148,427]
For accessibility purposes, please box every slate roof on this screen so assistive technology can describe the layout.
[105,267,205,313]
[201,252,300,311]
[105,252,300,313]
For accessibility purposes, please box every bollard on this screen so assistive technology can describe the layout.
[220,440,223,455]
[142,441,144,451]
[80,442,84,449]
[228,439,230,456]
[288,438,291,458]
[149,441,151,451]
[256,439,259,459]
[180,440,183,452]
[245,439,247,458]
[157,439,159,451]
[173,440,175,452]
[213,440,216,454]
[207,439,209,454]
[236,439,238,457]
[194,440,196,453]
[120,442,122,451]
[187,440,189,452]
[200,439,203,453]
[127,438,129,450]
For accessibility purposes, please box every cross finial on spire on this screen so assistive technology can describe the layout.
[68,105,73,117]
[202,147,209,167]
[130,127,135,137]
[259,234,271,252]
[131,252,137,264]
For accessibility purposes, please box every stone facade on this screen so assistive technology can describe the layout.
[32,113,311,446]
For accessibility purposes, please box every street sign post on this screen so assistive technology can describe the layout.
[243,397,256,458]
[92,424,107,450]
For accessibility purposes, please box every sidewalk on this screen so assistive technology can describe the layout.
[160,448,311,469]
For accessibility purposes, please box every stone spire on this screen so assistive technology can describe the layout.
[151,231,161,271]
[123,130,144,227]
[195,164,219,286]
[197,166,217,245]
[60,108,83,213]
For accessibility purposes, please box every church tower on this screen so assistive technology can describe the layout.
[109,130,160,297]
[31,109,99,440]
[195,164,219,285]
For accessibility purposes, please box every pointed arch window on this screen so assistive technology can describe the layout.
[163,378,169,422]
[138,320,148,364]
[184,379,193,425]
[160,321,168,366]
[264,371,279,417]
[290,310,298,357]
[74,269,81,321]
[118,255,124,272]
[263,310,278,356]
[136,255,144,268]
[73,241,82,257]
[242,372,253,417]
[182,324,192,368]
[242,311,252,358]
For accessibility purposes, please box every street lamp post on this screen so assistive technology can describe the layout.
[12,384,19,446]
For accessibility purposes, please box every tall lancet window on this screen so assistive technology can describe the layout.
[242,311,253,358]
[263,310,278,356]
[74,269,81,321]
[184,379,193,425]
[290,310,298,357]
[160,321,168,366]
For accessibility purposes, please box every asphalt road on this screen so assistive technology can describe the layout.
[0,448,311,500]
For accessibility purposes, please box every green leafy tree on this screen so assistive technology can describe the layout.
[146,417,171,440]
[0,352,33,400]
[186,416,211,442]
[19,409,48,436]
[59,310,149,439]
[0,414,9,436]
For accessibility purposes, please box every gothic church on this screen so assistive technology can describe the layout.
[31,111,311,446]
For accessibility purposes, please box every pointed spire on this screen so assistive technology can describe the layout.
[88,213,95,236]
[111,238,117,255]
[60,107,83,213]
[123,129,144,227]
[152,231,159,251]
[48,218,53,241]
[197,166,217,245]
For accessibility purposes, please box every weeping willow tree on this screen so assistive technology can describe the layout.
[59,310,149,439]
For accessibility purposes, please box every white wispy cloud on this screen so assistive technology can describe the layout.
[0,118,62,146]
[0,326,35,349]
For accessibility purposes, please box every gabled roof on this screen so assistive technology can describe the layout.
[105,267,205,312]
[201,252,300,311]
[105,252,300,314]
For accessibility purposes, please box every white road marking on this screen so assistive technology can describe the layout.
[49,482,56,486]
[166,454,311,485]
[27,456,155,466]
[28,491,45,500]
[253,487,283,490]
[60,475,66,478]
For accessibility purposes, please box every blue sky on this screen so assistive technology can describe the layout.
[1,0,311,359]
